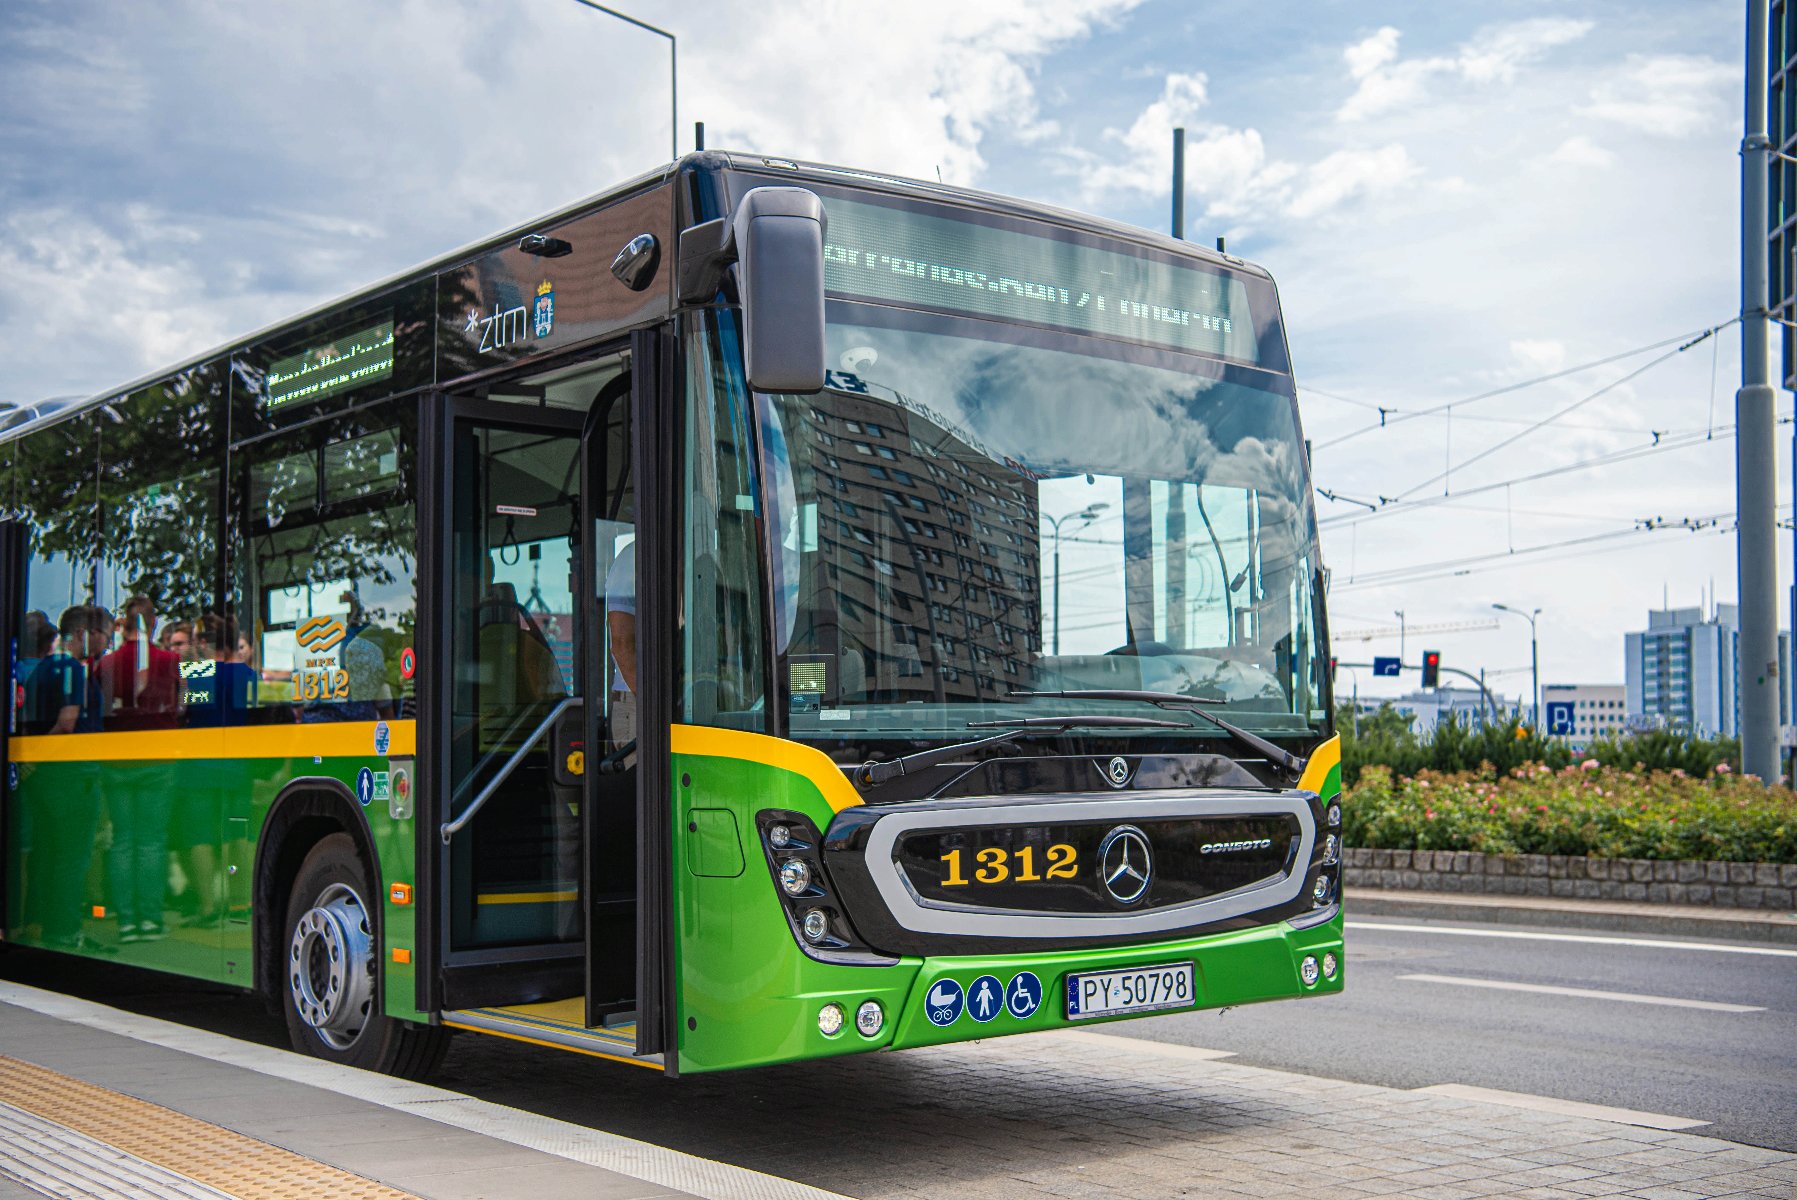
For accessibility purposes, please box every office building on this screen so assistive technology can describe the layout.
[1624,604,1794,737]
[1541,682,1626,749]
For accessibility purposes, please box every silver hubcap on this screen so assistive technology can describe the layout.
[288,882,374,1050]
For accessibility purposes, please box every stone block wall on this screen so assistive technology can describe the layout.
[1342,848,1797,910]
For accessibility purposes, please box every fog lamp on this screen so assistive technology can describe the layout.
[768,824,792,849]
[818,1003,845,1036]
[855,1000,884,1037]
[1300,955,1320,986]
[802,908,829,942]
[778,858,811,896]
[1322,952,1339,979]
[1322,834,1339,863]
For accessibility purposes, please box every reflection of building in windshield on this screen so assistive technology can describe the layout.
[782,390,1041,705]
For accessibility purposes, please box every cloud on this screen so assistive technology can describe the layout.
[1338,18,1593,122]
[1546,135,1616,168]
[1578,54,1737,137]
[0,0,1142,403]
[1064,73,1413,225]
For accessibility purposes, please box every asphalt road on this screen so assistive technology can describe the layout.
[3,913,1790,1160]
[1110,917,1797,1152]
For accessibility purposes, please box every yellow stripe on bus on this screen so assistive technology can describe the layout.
[670,724,863,812]
[1298,733,1340,796]
[475,890,577,905]
[10,720,416,763]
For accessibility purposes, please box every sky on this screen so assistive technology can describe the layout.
[0,0,1782,702]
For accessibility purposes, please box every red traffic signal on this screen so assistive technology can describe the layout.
[1421,650,1441,689]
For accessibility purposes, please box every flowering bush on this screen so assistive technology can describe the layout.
[1342,761,1797,862]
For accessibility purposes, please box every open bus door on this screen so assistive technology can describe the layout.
[429,335,673,1070]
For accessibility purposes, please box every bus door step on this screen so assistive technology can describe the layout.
[442,999,661,1069]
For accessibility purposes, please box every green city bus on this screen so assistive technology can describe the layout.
[0,152,1341,1077]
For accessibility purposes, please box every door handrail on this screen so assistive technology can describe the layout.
[440,697,580,844]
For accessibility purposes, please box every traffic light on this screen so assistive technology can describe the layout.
[1421,650,1441,689]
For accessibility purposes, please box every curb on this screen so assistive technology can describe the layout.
[1344,887,1797,946]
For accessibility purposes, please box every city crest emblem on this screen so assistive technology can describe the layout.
[533,279,555,338]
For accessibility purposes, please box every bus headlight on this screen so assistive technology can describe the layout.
[1312,874,1332,904]
[1322,834,1339,863]
[768,824,793,849]
[1326,803,1341,827]
[1322,952,1339,979]
[855,1000,884,1037]
[802,909,829,942]
[1300,955,1320,986]
[779,858,811,896]
[818,1003,845,1036]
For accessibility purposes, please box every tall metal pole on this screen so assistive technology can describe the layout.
[1530,623,1540,731]
[1740,0,1781,780]
[1172,127,1186,239]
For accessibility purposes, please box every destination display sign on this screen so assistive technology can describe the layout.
[265,320,395,410]
[822,196,1260,362]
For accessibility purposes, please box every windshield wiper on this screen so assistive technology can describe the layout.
[1010,689,1306,782]
[855,714,1190,789]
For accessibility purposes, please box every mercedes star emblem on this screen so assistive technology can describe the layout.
[1097,824,1153,905]
[1104,756,1131,787]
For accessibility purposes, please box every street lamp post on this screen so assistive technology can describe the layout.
[1045,503,1109,654]
[1493,603,1542,729]
[572,1,678,161]
[1393,610,1406,663]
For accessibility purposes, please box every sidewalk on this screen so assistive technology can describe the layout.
[0,982,843,1200]
[3,977,1793,1200]
[1346,886,1797,944]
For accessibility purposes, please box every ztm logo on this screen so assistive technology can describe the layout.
[295,617,346,652]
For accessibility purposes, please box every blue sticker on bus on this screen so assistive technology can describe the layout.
[1005,971,1043,1019]
[355,767,375,807]
[924,978,964,1027]
[967,974,1003,1023]
[373,721,391,756]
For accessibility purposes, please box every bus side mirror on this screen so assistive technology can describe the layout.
[732,187,827,395]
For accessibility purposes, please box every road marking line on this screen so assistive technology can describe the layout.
[1414,1083,1710,1131]
[0,981,849,1200]
[1349,919,1797,958]
[1395,973,1765,1012]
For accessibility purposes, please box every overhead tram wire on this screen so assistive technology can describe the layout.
[1316,414,1793,530]
[1311,318,1737,453]
[1329,504,1790,593]
[1389,326,1728,502]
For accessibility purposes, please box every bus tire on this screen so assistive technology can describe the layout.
[280,833,448,1079]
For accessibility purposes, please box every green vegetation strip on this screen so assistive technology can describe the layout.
[1344,762,1797,863]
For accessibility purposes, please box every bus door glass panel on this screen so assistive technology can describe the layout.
[447,423,582,952]
[8,413,100,951]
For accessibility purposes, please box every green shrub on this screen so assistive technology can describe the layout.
[1337,702,1742,786]
[1342,761,1797,862]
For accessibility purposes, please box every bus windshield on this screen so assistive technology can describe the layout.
[759,306,1326,745]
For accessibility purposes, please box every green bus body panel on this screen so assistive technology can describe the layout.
[670,742,1342,1075]
[3,731,424,1024]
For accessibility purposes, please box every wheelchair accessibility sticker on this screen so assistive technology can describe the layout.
[1006,971,1043,1019]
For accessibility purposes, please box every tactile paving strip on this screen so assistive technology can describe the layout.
[0,1055,422,1200]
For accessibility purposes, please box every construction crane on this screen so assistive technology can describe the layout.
[1332,619,1500,642]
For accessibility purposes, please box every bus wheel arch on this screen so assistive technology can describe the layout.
[255,782,447,1078]
[251,779,378,1013]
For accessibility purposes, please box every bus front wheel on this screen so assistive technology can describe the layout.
[280,834,447,1079]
